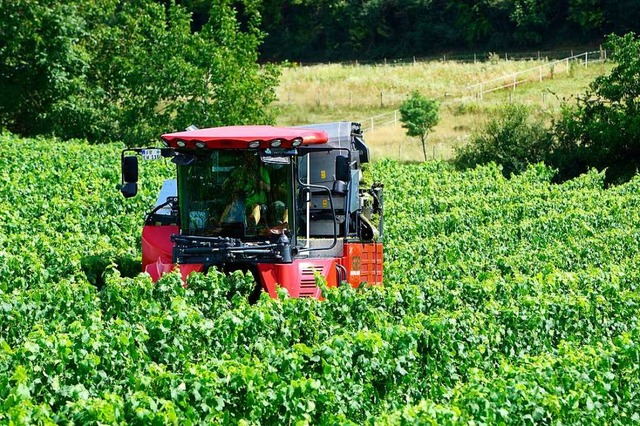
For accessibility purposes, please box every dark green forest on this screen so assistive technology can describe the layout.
[256,0,640,61]
[161,0,640,62]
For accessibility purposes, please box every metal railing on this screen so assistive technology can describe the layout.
[291,47,603,67]
[466,51,604,99]
[360,50,606,133]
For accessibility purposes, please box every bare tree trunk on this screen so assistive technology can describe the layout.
[421,135,427,161]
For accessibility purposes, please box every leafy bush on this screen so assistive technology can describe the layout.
[551,33,640,185]
[2,136,640,423]
[454,103,553,177]
[0,0,278,145]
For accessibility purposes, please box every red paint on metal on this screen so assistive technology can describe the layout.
[141,225,384,297]
[161,126,328,150]
[141,225,203,282]
[257,258,338,298]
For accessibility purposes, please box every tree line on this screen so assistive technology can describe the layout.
[256,0,640,61]
[0,0,278,145]
[2,0,640,187]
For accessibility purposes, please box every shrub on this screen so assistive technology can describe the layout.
[454,104,553,177]
[551,32,640,185]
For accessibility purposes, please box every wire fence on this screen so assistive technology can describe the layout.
[466,50,604,99]
[359,50,607,133]
[294,47,604,67]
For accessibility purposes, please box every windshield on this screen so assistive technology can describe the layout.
[177,150,293,239]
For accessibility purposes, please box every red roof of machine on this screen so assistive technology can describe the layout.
[161,125,329,149]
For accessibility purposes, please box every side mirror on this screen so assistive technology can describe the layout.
[121,182,138,198]
[121,155,139,198]
[335,155,351,182]
[122,155,139,183]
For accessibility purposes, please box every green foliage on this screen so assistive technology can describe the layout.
[568,0,605,36]
[511,0,552,45]
[2,134,640,422]
[0,0,279,145]
[399,92,439,161]
[454,104,553,177]
[257,0,637,61]
[552,33,640,184]
[0,1,98,137]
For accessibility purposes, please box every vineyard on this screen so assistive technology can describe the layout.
[1,133,640,424]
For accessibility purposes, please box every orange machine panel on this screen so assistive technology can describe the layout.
[341,242,383,287]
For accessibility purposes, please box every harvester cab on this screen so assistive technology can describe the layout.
[120,122,383,298]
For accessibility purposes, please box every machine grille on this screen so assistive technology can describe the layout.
[300,266,321,297]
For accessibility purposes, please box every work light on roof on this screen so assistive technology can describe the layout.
[249,140,260,148]
[195,141,206,149]
[291,138,303,147]
[176,140,186,148]
[270,139,282,148]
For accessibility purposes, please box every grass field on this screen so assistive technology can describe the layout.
[272,56,612,161]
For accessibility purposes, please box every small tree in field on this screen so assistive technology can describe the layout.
[399,91,440,161]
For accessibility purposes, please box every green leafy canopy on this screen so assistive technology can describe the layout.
[0,0,279,145]
[2,135,640,423]
[399,91,440,161]
[552,32,640,184]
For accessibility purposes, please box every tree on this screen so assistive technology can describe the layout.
[552,32,640,184]
[399,92,439,161]
[511,0,554,45]
[88,0,279,145]
[0,1,100,137]
[0,0,279,145]
[568,0,605,37]
[454,104,553,177]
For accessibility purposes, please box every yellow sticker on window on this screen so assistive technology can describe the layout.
[322,199,328,208]
[320,170,326,179]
